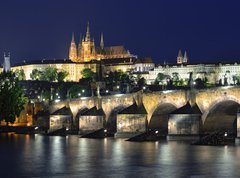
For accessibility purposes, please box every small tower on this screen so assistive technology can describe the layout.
[177,49,183,64]
[183,50,188,64]
[3,52,11,72]
[69,33,77,62]
[77,33,82,61]
[100,33,104,50]
[85,22,91,42]
[81,22,96,62]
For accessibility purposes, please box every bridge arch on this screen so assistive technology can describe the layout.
[148,102,178,133]
[202,95,240,133]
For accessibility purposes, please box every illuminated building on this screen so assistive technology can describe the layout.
[69,22,134,62]
[12,59,98,82]
[145,51,240,85]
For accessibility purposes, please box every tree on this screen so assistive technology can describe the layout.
[0,72,27,126]
[172,72,179,86]
[30,69,42,80]
[155,73,169,85]
[81,68,96,81]
[15,69,26,80]
[137,77,146,88]
[69,85,84,98]
[42,67,58,82]
[57,71,69,82]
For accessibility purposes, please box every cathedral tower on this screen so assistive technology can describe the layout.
[80,22,96,62]
[77,33,82,61]
[69,33,77,62]
[183,50,188,64]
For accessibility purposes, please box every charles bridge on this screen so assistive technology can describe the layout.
[49,86,240,134]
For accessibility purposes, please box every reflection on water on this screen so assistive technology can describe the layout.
[0,134,240,177]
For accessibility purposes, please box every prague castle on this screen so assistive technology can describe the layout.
[69,23,134,62]
[2,23,240,87]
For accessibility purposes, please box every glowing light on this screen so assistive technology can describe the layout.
[104,129,107,133]
[115,94,124,97]
[222,86,233,89]
[224,132,228,137]
[55,99,60,103]
[82,89,85,93]
[143,86,146,90]
[35,127,39,130]
[106,90,109,93]
[116,85,120,89]
[78,93,81,96]
[155,130,159,134]
[66,128,69,131]
[162,90,173,94]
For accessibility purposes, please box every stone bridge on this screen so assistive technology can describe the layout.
[50,86,240,132]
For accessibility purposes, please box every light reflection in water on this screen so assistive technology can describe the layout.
[0,134,240,177]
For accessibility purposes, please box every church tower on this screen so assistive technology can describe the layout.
[80,22,96,62]
[77,34,82,62]
[3,52,11,72]
[183,50,188,64]
[69,33,77,62]
[177,49,183,64]
[100,33,104,50]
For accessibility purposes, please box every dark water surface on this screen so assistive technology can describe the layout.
[0,134,240,178]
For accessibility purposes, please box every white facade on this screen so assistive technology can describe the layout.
[134,63,155,73]
[3,53,11,72]
[146,63,240,85]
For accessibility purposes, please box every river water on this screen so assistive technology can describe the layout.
[0,134,240,177]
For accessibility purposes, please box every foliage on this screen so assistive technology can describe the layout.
[0,71,27,125]
[68,85,85,98]
[172,72,179,86]
[57,71,69,82]
[137,77,146,88]
[30,69,42,80]
[104,71,134,91]
[15,69,26,80]
[30,67,68,82]
[81,68,96,81]
[154,73,169,85]
[42,67,58,82]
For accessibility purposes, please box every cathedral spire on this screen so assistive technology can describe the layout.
[178,49,182,58]
[183,50,188,64]
[100,32,104,49]
[85,22,91,41]
[77,33,82,61]
[71,32,75,42]
[69,32,77,61]
[177,49,183,64]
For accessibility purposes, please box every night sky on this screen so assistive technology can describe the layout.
[0,0,240,64]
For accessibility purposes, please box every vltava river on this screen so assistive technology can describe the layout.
[0,134,240,177]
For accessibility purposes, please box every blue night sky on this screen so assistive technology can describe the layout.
[0,0,240,64]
